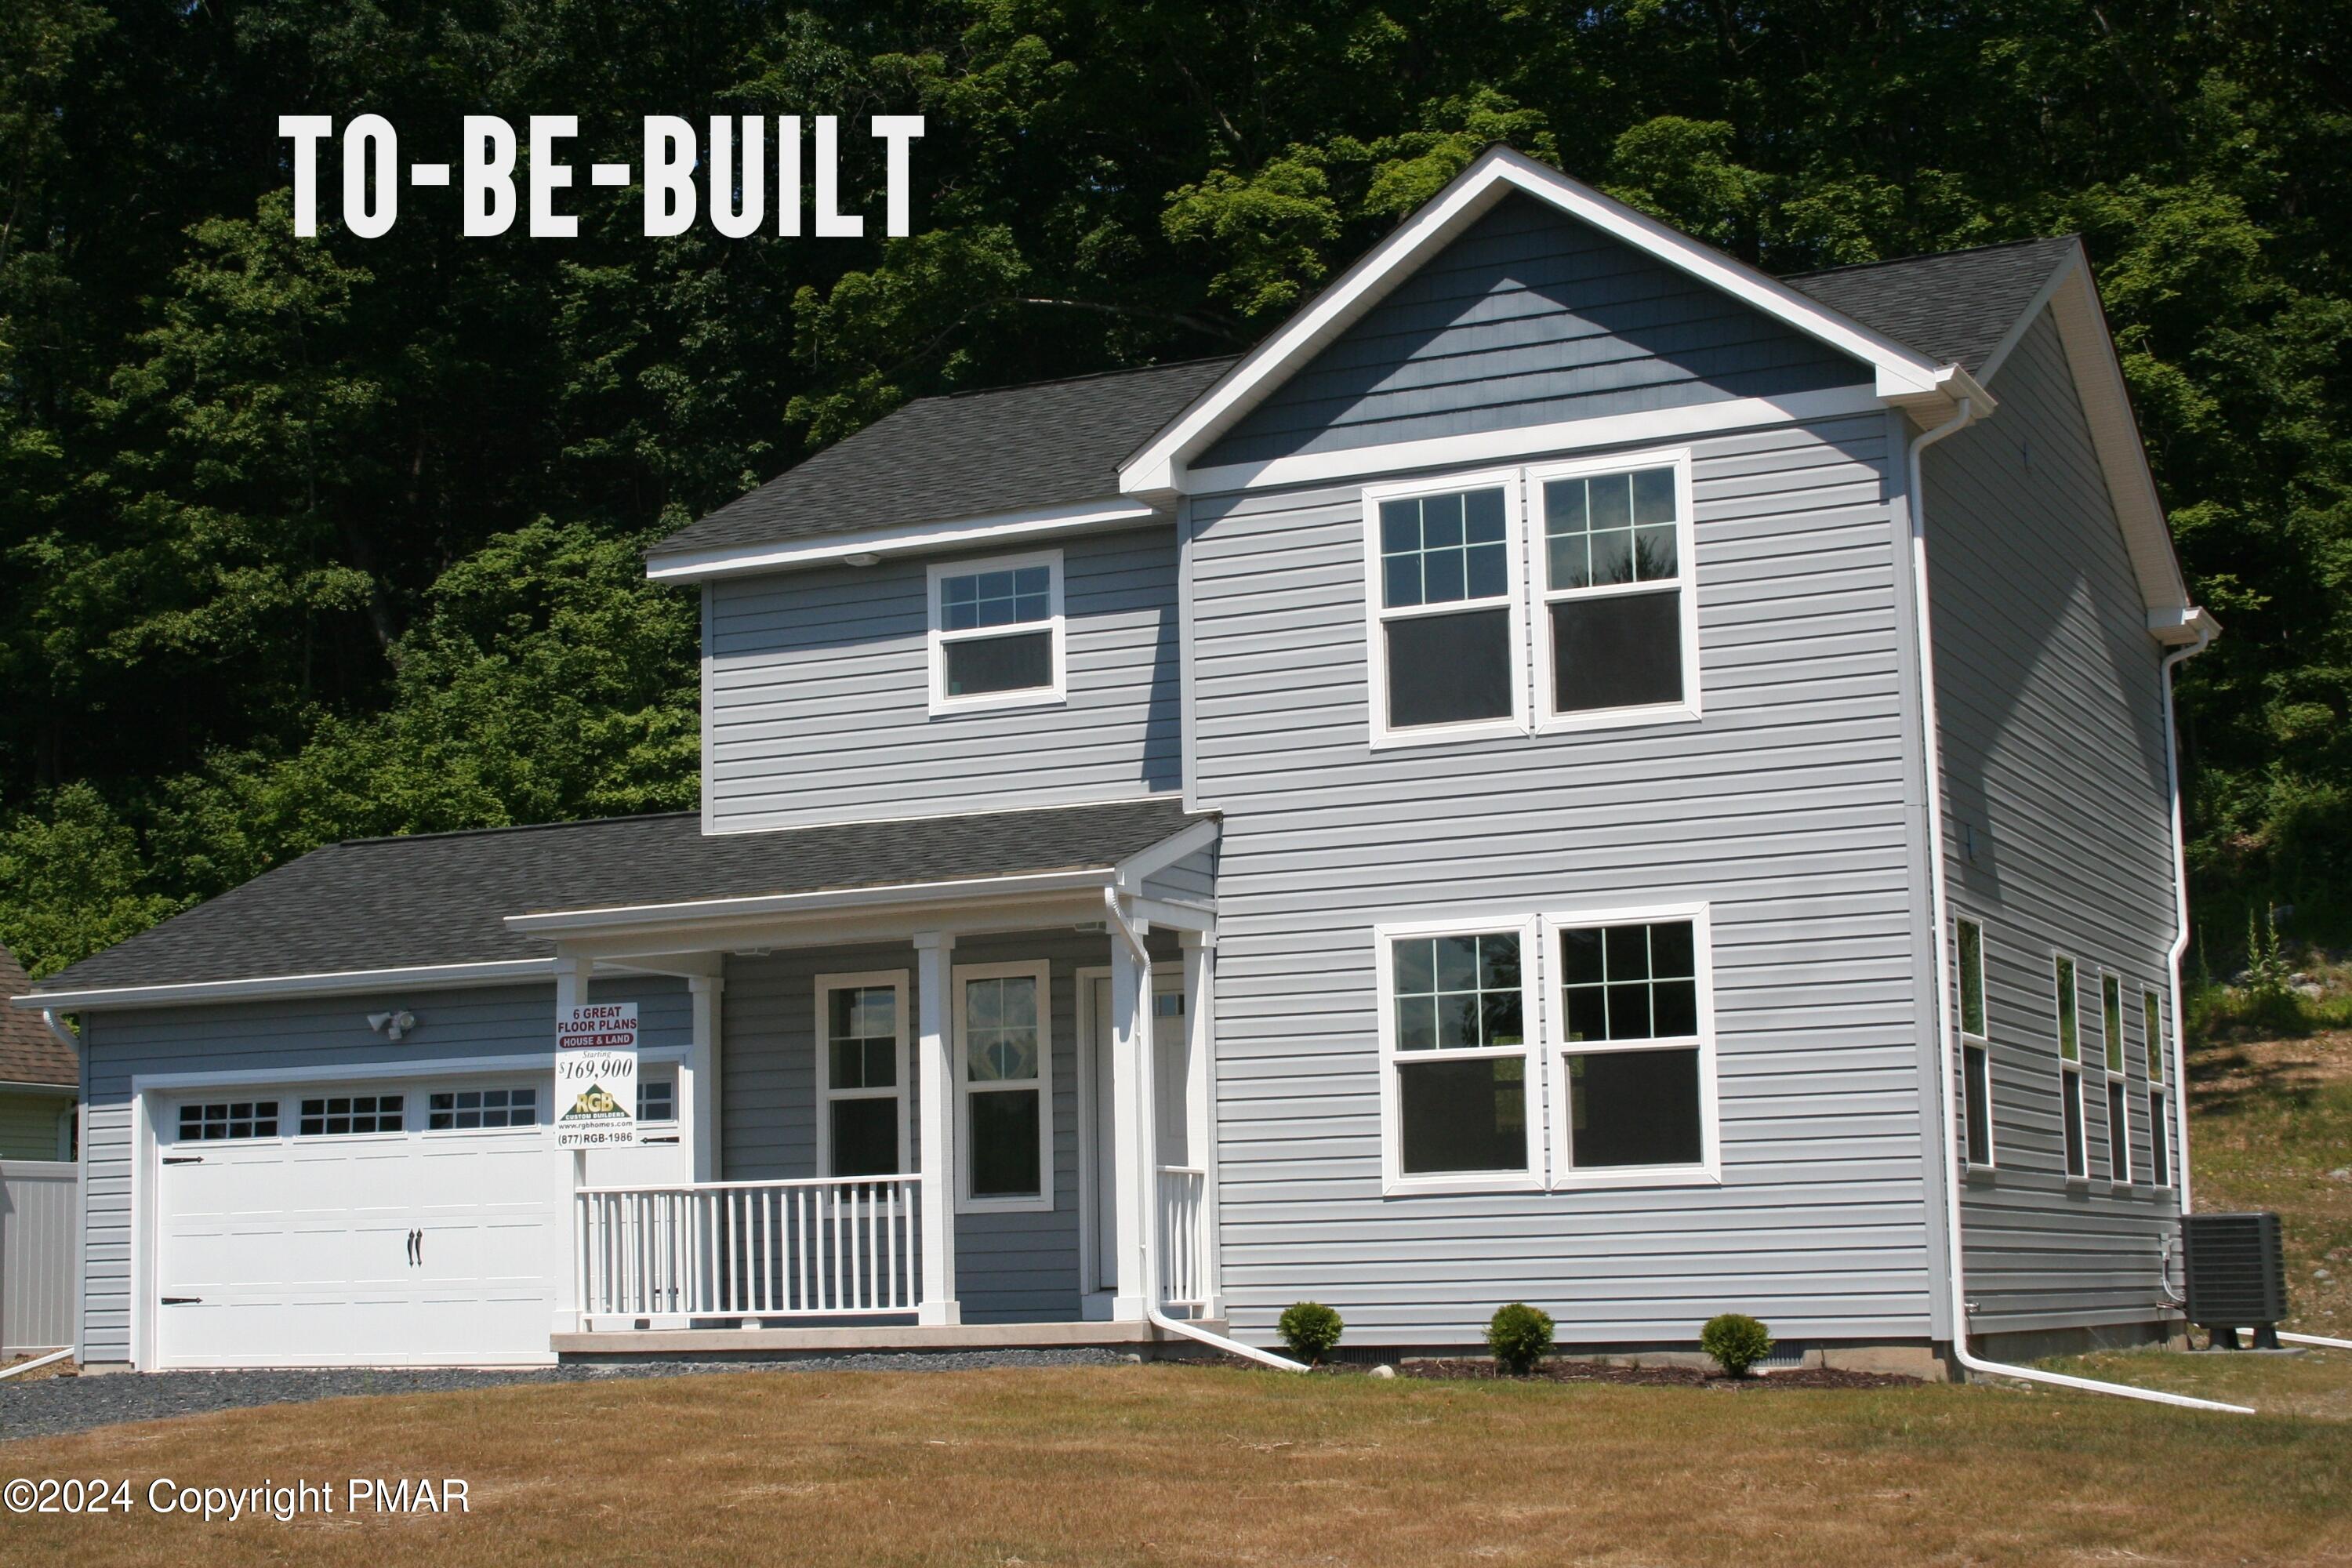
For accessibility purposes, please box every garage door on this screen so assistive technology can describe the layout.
[157,1084,567,1368]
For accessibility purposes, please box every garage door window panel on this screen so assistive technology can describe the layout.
[177,1101,280,1141]
[427,1087,537,1131]
[299,1095,404,1136]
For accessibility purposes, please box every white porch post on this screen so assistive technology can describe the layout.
[552,952,593,1334]
[914,931,960,1325]
[685,973,724,1183]
[1108,913,1152,1321]
[1180,928,1221,1319]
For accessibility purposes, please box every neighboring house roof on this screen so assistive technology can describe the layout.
[1780,236,2085,377]
[0,943,78,1088]
[24,797,1210,1004]
[647,357,1236,572]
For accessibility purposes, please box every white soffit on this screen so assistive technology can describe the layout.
[1119,144,1978,499]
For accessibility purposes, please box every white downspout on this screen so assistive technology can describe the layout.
[1905,397,2249,1413]
[1105,889,1307,1372]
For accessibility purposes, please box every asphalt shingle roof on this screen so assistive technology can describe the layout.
[0,945,78,1085]
[1780,236,2082,377]
[29,798,1209,997]
[650,357,1237,561]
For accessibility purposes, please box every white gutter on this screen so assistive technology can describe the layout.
[20,956,561,1012]
[1105,887,1306,1373]
[1905,397,2250,1414]
[506,868,1120,935]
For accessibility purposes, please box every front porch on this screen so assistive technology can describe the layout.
[522,809,1224,1348]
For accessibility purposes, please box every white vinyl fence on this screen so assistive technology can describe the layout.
[0,1160,78,1356]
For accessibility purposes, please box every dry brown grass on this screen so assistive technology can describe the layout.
[4,1359,2350,1566]
[2190,1026,2352,1336]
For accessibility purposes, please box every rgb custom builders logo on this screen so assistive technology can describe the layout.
[555,1001,641,1149]
[276,113,924,238]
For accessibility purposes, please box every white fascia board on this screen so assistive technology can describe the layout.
[645,498,1160,582]
[2037,262,2196,621]
[20,957,561,1012]
[1186,384,1886,495]
[1120,145,1954,497]
[0,1079,75,1095]
[1110,818,1221,889]
[506,867,1122,937]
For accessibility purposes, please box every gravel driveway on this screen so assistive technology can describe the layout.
[0,1348,1127,1443]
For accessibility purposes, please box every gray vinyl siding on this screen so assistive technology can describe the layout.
[1927,307,2181,1336]
[0,1089,71,1160]
[1189,411,1936,1348]
[1202,194,1864,469]
[719,927,1174,1323]
[1141,844,1218,903]
[703,527,1183,833]
[74,978,688,1365]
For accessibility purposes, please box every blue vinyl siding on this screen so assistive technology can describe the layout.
[704,527,1182,833]
[1203,194,1865,469]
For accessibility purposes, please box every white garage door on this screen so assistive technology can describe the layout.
[157,1084,568,1368]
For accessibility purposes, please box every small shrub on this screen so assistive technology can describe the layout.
[1700,1313,1774,1377]
[1278,1301,1344,1364]
[1485,1302,1554,1375]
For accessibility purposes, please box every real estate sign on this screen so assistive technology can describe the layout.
[555,1001,638,1149]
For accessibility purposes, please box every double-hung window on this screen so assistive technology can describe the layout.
[927,550,1065,712]
[1548,906,1717,1184]
[1363,474,1525,742]
[1530,453,1699,728]
[1377,920,1536,1189]
[818,971,909,1178]
[2055,955,2087,1179]
[955,961,1053,1210]
[2143,987,2171,1187]
[2100,973,2130,1182]
[1957,918,1994,1168]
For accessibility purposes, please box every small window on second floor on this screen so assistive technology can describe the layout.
[1533,458,1697,726]
[1363,477,1523,742]
[927,550,1064,712]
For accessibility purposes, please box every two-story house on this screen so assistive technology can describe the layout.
[19,147,2213,1375]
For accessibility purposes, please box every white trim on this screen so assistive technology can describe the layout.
[1372,913,1544,1197]
[1074,964,1109,1301]
[1541,901,1722,1191]
[1112,817,1221,890]
[0,1079,74,1095]
[814,969,911,1178]
[1186,385,1885,495]
[1360,466,1530,749]
[2053,952,2081,1064]
[951,958,1055,1214]
[1120,146,1958,499]
[24,957,560,1011]
[2097,969,2128,1077]
[2103,1072,2132,1186]
[1955,915,1994,1171]
[646,498,1158,582]
[1525,446,1704,735]
[925,547,1068,715]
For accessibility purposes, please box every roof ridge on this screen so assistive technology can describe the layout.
[337,811,698,849]
[928,352,1240,403]
[1778,233,2079,283]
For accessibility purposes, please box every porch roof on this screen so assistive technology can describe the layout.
[24,797,1212,1007]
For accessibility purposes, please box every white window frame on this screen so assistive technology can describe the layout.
[2099,969,2131,1185]
[815,969,910,1178]
[2143,985,2174,1190]
[952,959,1055,1213]
[1359,468,1530,750]
[925,547,1067,716]
[2054,952,2087,1181]
[1542,900,1722,1191]
[1373,913,1544,1196]
[1525,447,1702,735]
[421,1081,543,1134]
[1956,916,1994,1170]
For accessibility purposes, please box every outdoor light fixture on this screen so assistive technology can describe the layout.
[843,552,882,567]
[368,1009,417,1041]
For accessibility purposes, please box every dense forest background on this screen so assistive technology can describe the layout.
[0,1,2345,979]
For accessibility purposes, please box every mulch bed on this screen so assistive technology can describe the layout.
[1398,1357,1918,1389]
[1205,1354,1918,1388]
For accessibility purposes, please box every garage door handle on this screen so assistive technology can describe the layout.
[406,1229,421,1266]
[162,1297,201,1305]
[163,1155,202,1165]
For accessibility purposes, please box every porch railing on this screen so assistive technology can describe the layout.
[1156,1164,1208,1312]
[576,1175,920,1324]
